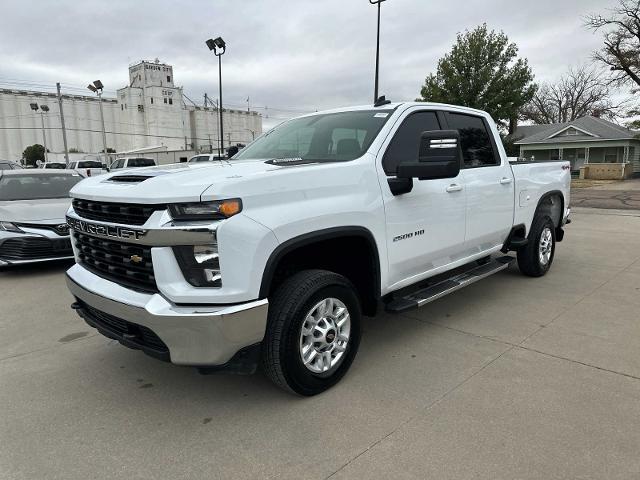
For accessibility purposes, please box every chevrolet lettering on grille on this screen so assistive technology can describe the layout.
[66,217,147,241]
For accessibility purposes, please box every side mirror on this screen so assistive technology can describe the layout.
[397,130,462,181]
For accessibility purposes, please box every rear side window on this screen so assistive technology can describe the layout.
[382,111,440,175]
[445,113,498,168]
[128,158,155,167]
[78,161,102,168]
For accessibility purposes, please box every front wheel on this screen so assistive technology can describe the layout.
[517,214,556,277]
[261,270,361,396]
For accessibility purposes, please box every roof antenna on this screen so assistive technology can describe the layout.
[374,95,391,107]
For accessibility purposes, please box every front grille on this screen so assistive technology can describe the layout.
[72,199,165,226]
[16,223,70,236]
[78,301,169,360]
[1,237,72,260]
[74,232,157,293]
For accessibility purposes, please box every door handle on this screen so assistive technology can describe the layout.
[446,184,463,193]
[499,177,513,185]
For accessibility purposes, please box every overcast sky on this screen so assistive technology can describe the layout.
[0,0,622,128]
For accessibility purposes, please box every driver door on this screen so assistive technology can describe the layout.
[377,109,467,290]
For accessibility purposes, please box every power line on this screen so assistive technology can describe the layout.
[0,125,250,143]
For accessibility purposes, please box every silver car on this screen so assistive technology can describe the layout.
[0,170,83,266]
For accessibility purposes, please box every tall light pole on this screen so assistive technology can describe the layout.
[87,80,108,165]
[206,37,226,155]
[369,0,386,103]
[30,103,49,163]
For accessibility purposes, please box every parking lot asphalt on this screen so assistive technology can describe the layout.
[571,178,640,210]
[2,208,640,480]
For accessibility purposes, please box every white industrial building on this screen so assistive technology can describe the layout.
[0,59,262,161]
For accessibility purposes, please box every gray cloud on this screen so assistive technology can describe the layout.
[0,0,622,128]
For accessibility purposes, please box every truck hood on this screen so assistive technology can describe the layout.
[0,198,71,223]
[69,161,284,203]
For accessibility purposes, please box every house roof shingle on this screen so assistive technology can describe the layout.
[513,116,637,145]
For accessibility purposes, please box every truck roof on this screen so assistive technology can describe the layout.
[299,102,492,120]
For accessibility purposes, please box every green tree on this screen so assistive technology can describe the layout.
[418,24,536,133]
[22,144,45,167]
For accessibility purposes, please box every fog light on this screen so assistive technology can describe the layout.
[173,244,221,287]
[194,245,218,264]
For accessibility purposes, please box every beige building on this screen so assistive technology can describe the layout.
[0,59,262,160]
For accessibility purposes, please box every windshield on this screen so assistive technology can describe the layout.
[234,110,393,162]
[0,173,82,201]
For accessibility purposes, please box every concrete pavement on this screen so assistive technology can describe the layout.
[1,208,640,479]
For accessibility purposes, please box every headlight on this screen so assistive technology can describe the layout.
[173,244,221,287]
[0,221,23,233]
[168,199,242,221]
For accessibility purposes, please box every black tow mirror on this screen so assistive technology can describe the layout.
[397,130,462,181]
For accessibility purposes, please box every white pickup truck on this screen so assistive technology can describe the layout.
[65,102,571,395]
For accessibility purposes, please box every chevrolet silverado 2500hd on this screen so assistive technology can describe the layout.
[65,102,570,396]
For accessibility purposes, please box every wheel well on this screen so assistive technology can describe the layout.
[534,191,564,229]
[261,231,380,316]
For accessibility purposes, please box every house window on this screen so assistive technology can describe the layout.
[121,104,124,111]
[168,98,173,105]
[150,98,154,104]
[164,98,167,104]
[167,75,171,82]
[565,128,579,136]
[138,105,144,112]
[604,147,618,163]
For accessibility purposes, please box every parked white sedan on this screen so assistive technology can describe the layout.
[0,170,83,266]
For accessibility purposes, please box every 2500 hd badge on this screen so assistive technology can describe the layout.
[393,229,425,242]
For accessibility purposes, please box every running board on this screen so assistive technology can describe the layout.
[385,256,515,313]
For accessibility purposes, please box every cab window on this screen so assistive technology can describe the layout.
[445,113,499,168]
[382,111,441,175]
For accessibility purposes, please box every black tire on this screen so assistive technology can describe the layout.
[517,214,556,277]
[261,269,361,396]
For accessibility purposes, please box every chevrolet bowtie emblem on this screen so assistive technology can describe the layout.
[130,254,143,264]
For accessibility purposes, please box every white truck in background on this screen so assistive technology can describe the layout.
[64,101,571,396]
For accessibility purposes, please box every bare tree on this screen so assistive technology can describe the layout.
[585,0,640,89]
[521,67,626,124]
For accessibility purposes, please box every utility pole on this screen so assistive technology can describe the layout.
[206,37,226,156]
[87,81,108,165]
[40,110,48,163]
[97,91,108,162]
[56,83,70,165]
[218,53,224,154]
[369,0,386,103]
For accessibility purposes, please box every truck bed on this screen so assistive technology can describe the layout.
[510,160,571,231]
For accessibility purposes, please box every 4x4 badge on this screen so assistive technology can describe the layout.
[130,255,143,264]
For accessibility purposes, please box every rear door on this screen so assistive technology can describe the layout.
[378,108,467,289]
[443,112,514,253]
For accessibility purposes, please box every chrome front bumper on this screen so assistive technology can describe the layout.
[66,264,268,366]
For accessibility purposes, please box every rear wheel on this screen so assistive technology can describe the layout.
[261,270,361,396]
[517,214,556,277]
